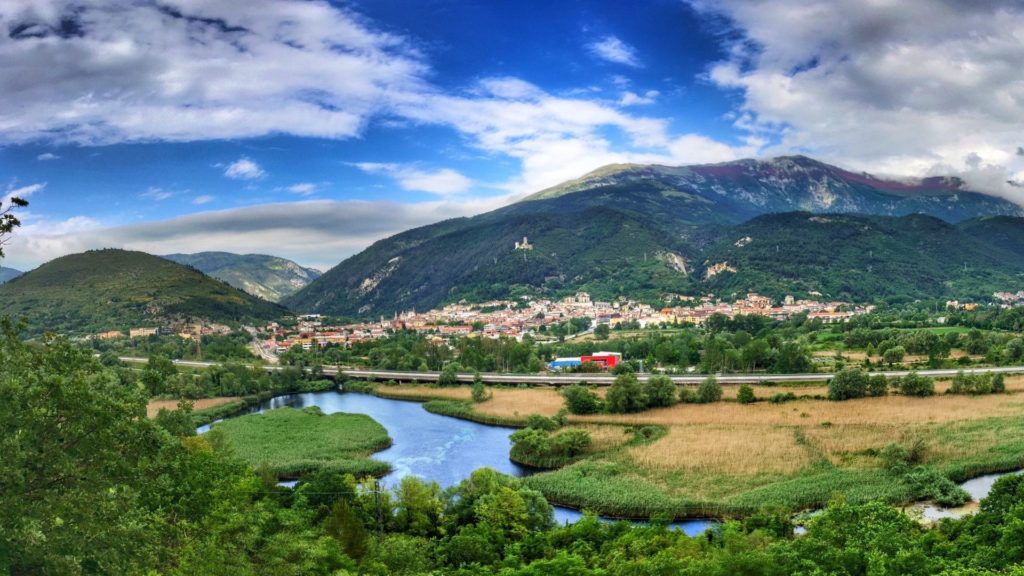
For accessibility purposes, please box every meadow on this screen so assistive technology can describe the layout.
[374,378,1024,518]
[210,406,392,478]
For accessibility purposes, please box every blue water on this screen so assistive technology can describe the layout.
[204,390,717,534]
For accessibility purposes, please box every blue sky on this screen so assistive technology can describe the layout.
[2,0,1023,271]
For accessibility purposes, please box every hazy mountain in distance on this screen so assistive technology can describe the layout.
[163,252,321,303]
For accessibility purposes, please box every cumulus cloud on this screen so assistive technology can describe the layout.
[36,153,59,161]
[0,0,427,144]
[355,163,473,196]
[619,90,659,106]
[393,77,753,194]
[690,0,1024,203]
[2,196,513,271]
[223,157,265,180]
[587,36,641,67]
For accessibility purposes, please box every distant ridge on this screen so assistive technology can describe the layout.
[0,249,285,335]
[163,251,321,302]
[0,266,21,284]
[287,156,1024,317]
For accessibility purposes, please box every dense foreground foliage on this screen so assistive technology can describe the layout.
[4,320,1024,575]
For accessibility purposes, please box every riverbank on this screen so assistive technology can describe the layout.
[369,382,1024,520]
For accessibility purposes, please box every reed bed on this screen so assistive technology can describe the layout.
[147,396,239,418]
[629,425,813,476]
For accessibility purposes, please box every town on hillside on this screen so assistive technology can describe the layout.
[265,292,875,354]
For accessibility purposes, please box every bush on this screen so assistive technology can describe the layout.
[992,372,1006,393]
[867,375,888,397]
[679,388,698,404]
[769,392,798,404]
[897,372,935,397]
[827,368,869,401]
[695,376,723,404]
[437,365,459,387]
[644,375,677,408]
[525,414,559,431]
[605,372,648,413]
[471,372,488,402]
[737,384,756,404]
[562,384,601,414]
[949,371,997,395]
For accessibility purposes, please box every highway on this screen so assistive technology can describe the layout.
[117,356,1024,386]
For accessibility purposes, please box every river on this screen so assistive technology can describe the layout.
[201,390,716,536]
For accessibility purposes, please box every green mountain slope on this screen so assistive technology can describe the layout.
[0,249,286,335]
[0,266,21,283]
[701,213,1024,303]
[957,216,1024,254]
[287,156,1024,317]
[162,252,320,302]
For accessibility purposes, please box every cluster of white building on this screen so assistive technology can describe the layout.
[266,292,872,352]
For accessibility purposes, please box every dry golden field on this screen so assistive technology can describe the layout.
[147,396,239,418]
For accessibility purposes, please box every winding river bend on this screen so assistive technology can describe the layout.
[202,390,716,535]
[202,389,1021,535]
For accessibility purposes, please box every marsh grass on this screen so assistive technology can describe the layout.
[211,407,391,478]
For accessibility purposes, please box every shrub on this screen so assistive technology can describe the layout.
[737,384,756,404]
[992,372,1006,393]
[695,376,723,404]
[827,368,869,401]
[605,372,648,413]
[769,392,797,404]
[949,371,996,395]
[437,365,459,387]
[679,388,698,404]
[471,372,488,403]
[643,375,677,408]
[525,414,559,431]
[867,375,888,397]
[897,372,934,397]
[562,384,601,414]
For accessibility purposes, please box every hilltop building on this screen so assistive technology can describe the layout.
[514,236,533,250]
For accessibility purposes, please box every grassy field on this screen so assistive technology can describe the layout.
[147,396,239,418]
[210,407,392,478]
[374,380,1024,519]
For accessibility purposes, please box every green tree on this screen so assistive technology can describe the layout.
[471,371,488,402]
[0,195,28,258]
[393,476,443,537]
[867,374,889,397]
[437,364,459,387]
[644,375,677,408]
[882,345,906,366]
[605,372,648,413]
[696,375,723,404]
[828,367,869,401]
[594,324,610,340]
[897,372,935,397]
[562,384,601,414]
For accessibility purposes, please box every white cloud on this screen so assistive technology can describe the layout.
[690,0,1024,203]
[140,187,173,201]
[393,78,754,194]
[355,163,473,196]
[619,90,659,106]
[0,0,427,144]
[3,196,513,271]
[224,157,265,180]
[36,153,59,161]
[192,195,214,205]
[284,183,318,196]
[587,36,641,67]
[2,183,45,208]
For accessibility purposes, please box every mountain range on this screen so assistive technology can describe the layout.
[0,249,285,335]
[0,266,21,284]
[284,156,1024,316]
[162,252,321,302]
